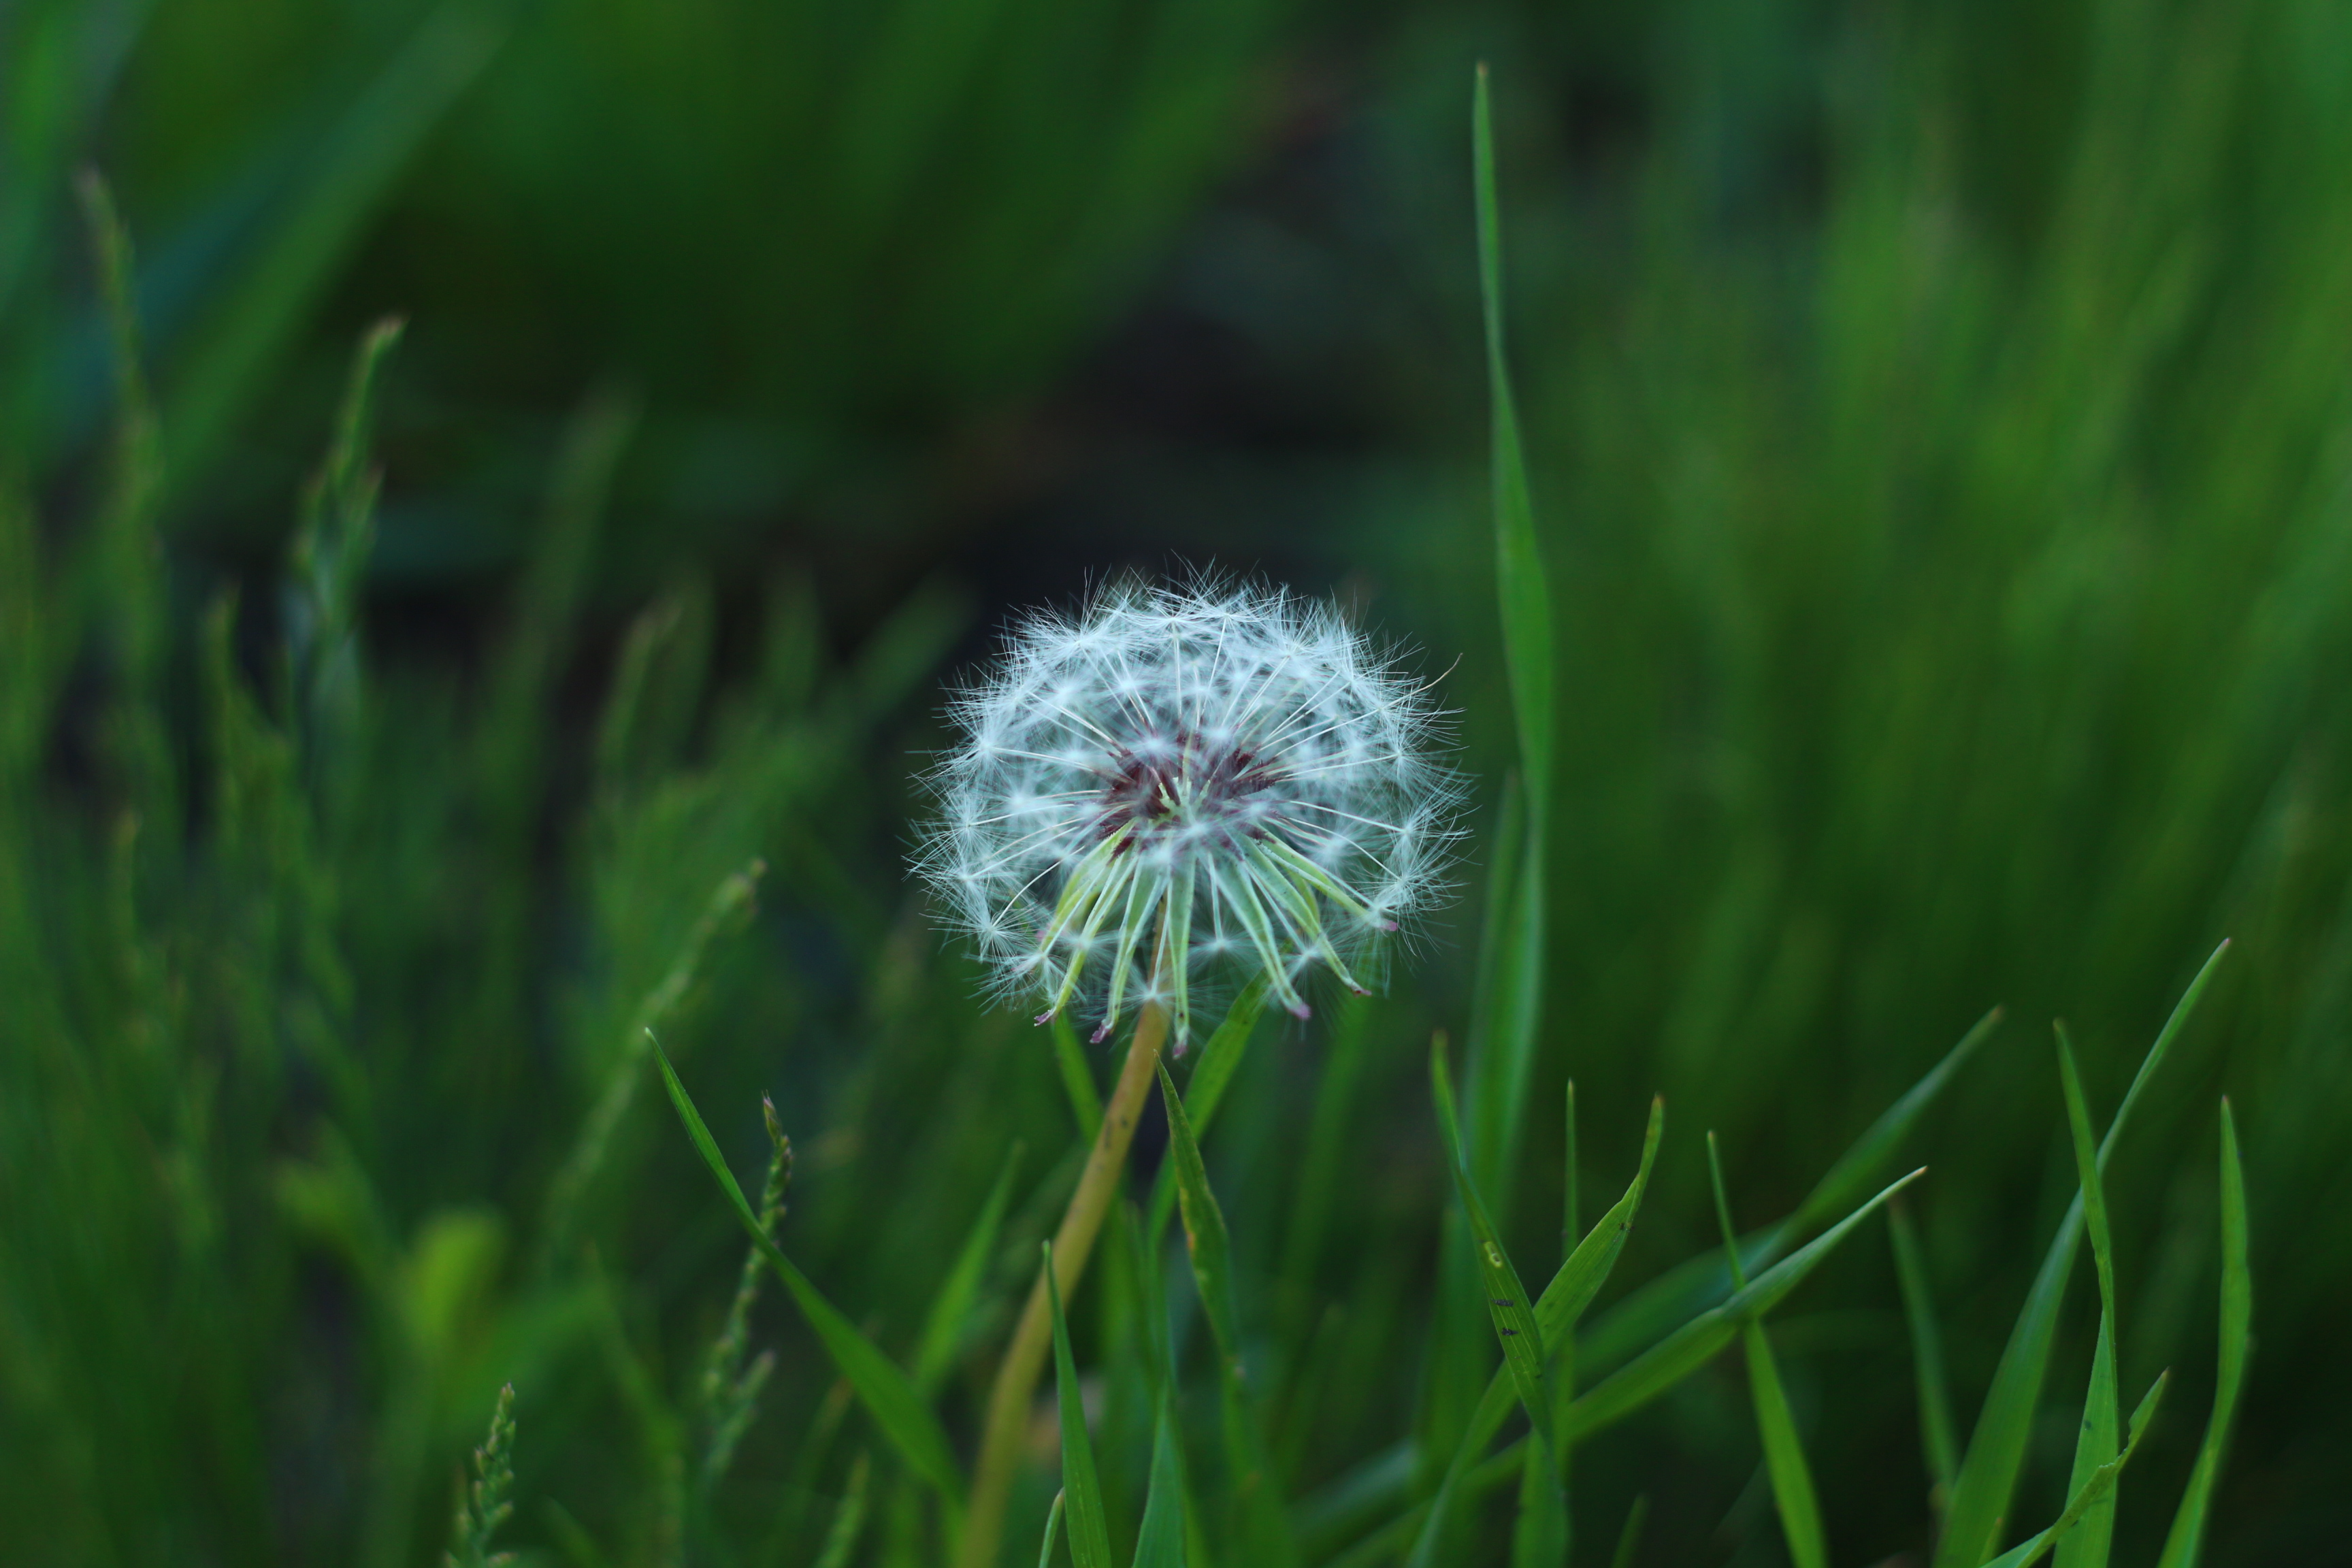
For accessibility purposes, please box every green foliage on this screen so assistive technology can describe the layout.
[3,0,2337,1561]
[443,1384,518,1568]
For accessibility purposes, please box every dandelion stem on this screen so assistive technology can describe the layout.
[958,985,1170,1568]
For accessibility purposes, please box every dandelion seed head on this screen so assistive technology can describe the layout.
[916,576,1464,1046]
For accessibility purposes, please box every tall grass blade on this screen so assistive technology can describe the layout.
[1132,1393,1189,1568]
[1146,975,1271,1241]
[1567,1166,1925,1442]
[1936,945,2226,1568]
[914,1141,1023,1396]
[2055,1028,2120,1568]
[1710,1134,1825,1568]
[1045,1241,1115,1568]
[2154,1099,2251,1568]
[1407,1096,1661,1566]
[1585,1007,1997,1371]
[1156,1060,1296,1567]
[1465,63,1556,1211]
[811,1453,873,1568]
[1038,1493,1066,1568]
[648,1032,963,1502]
[1430,1036,1554,1451]
[1980,1374,2168,1568]
[1888,1200,1959,1501]
[1428,1035,1565,1567]
[1607,1495,1648,1568]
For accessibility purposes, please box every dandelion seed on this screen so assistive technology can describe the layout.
[917,576,1463,1047]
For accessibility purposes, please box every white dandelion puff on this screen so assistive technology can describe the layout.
[916,576,1464,1048]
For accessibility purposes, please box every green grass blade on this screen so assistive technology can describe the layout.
[1889,1199,1959,1498]
[1146,977,1272,1243]
[1156,1060,1297,1567]
[1038,1492,1066,1568]
[1585,1007,1997,1371]
[1743,1322,1827,1568]
[1431,1036,1555,1451]
[1937,945,2225,1568]
[1430,1035,1565,1568]
[1184,974,1272,1132]
[2055,1027,2121,1568]
[1508,1432,1567,1568]
[1711,1135,1825,1568]
[1567,1166,1925,1442]
[1405,1096,1663,1566]
[2155,1099,2251,1568]
[914,1141,1024,1396]
[1046,1241,1115,1568]
[1465,61,1556,1213]
[1607,1496,1648,1568]
[1157,1062,1241,1368]
[649,1033,964,1503]
[1132,1393,1189,1568]
[1055,1014,1106,1141]
[810,1452,873,1568]
[1980,1373,2169,1568]
[1471,63,1555,805]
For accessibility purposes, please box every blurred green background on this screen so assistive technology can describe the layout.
[3,0,2347,1561]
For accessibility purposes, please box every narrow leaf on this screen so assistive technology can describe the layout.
[1712,1134,1825,1568]
[1431,1037,1554,1450]
[914,1141,1024,1395]
[1567,1168,1926,1442]
[2155,1100,2252,1568]
[1980,1374,2170,1568]
[1132,1394,1189,1568]
[1467,60,1556,1212]
[1584,1007,1998,1372]
[1936,945,2225,1568]
[649,1034,963,1501]
[1047,1242,1116,1568]
[1407,1096,1663,1565]
[1889,1199,1959,1495]
[2055,1027,2121,1568]
[1157,1061,1297,1567]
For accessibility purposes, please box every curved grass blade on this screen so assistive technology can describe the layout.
[1567,1166,1926,1443]
[1037,1492,1066,1568]
[1607,1495,1648,1568]
[2055,1027,2120,1568]
[1156,1060,1296,1567]
[1132,1392,1188,1568]
[649,1032,963,1502]
[1466,62,1556,1211]
[1585,1006,1998,1371]
[1710,1133,1824,1568]
[1146,977,1272,1243]
[1889,1198,1959,1501]
[2154,1099,2251,1568]
[914,1141,1024,1396]
[1429,1036,1565,1567]
[811,1452,872,1568]
[1431,1036,1554,1451]
[1936,944,2226,1568]
[1407,1095,1661,1567]
[1045,1242,1115,1568]
[1981,1373,2168,1568]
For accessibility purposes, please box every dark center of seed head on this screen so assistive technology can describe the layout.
[1097,730,1281,845]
